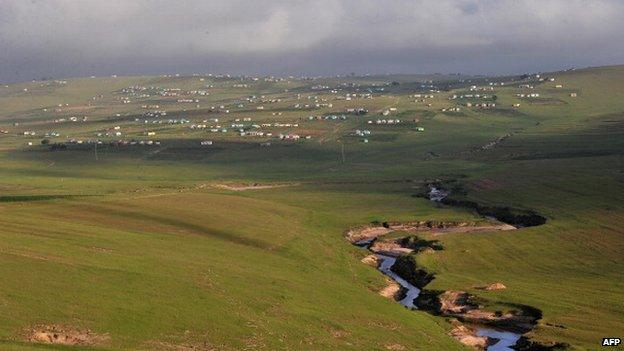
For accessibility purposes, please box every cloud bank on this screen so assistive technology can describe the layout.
[1,0,623,82]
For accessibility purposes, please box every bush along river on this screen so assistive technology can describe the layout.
[346,185,566,350]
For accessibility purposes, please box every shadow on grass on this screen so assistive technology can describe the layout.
[0,195,77,202]
[80,203,274,251]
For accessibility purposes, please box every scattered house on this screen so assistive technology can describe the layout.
[416,127,425,132]
[371,119,401,125]
[473,102,496,109]
[278,133,300,140]
[345,108,368,115]
[240,131,265,137]
[200,140,213,146]
[570,92,577,97]
[517,93,540,98]
[555,84,563,88]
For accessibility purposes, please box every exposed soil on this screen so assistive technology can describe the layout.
[388,220,516,235]
[27,325,108,346]
[379,278,404,300]
[346,225,393,244]
[477,282,507,291]
[361,254,381,266]
[346,220,514,244]
[416,290,538,334]
[212,182,298,191]
[450,325,493,349]
[369,240,414,257]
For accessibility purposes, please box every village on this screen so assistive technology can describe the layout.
[0,71,575,154]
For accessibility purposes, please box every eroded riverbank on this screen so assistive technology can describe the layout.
[346,186,562,350]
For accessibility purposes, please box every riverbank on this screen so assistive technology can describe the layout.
[345,186,565,350]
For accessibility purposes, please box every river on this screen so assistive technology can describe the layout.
[368,251,521,350]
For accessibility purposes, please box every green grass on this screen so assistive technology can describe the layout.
[0,66,623,350]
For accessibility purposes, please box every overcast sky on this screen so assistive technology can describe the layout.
[1,0,624,82]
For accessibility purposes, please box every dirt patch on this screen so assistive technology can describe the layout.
[386,220,515,235]
[420,247,436,254]
[477,282,507,291]
[347,220,513,244]
[27,325,108,346]
[449,325,492,350]
[379,279,403,299]
[212,182,298,191]
[361,254,380,266]
[328,328,349,338]
[346,225,392,243]
[88,246,114,253]
[64,105,99,111]
[369,240,414,257]
[385,343,407,350]
[417,290,538,333]
[369,235,444,256]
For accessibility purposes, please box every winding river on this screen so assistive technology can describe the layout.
[358,243,522,350]
[377,254,420,309]
[352,186,524,350]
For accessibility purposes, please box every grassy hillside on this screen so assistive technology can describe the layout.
[0,66,622,350]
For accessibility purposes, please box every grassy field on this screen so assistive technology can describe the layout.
[0,66,622,350]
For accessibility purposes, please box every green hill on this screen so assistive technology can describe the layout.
[0,66,622,350]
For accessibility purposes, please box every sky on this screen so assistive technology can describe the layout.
[1,0,624,82]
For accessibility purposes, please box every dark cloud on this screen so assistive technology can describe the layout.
[1,0,623,82]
